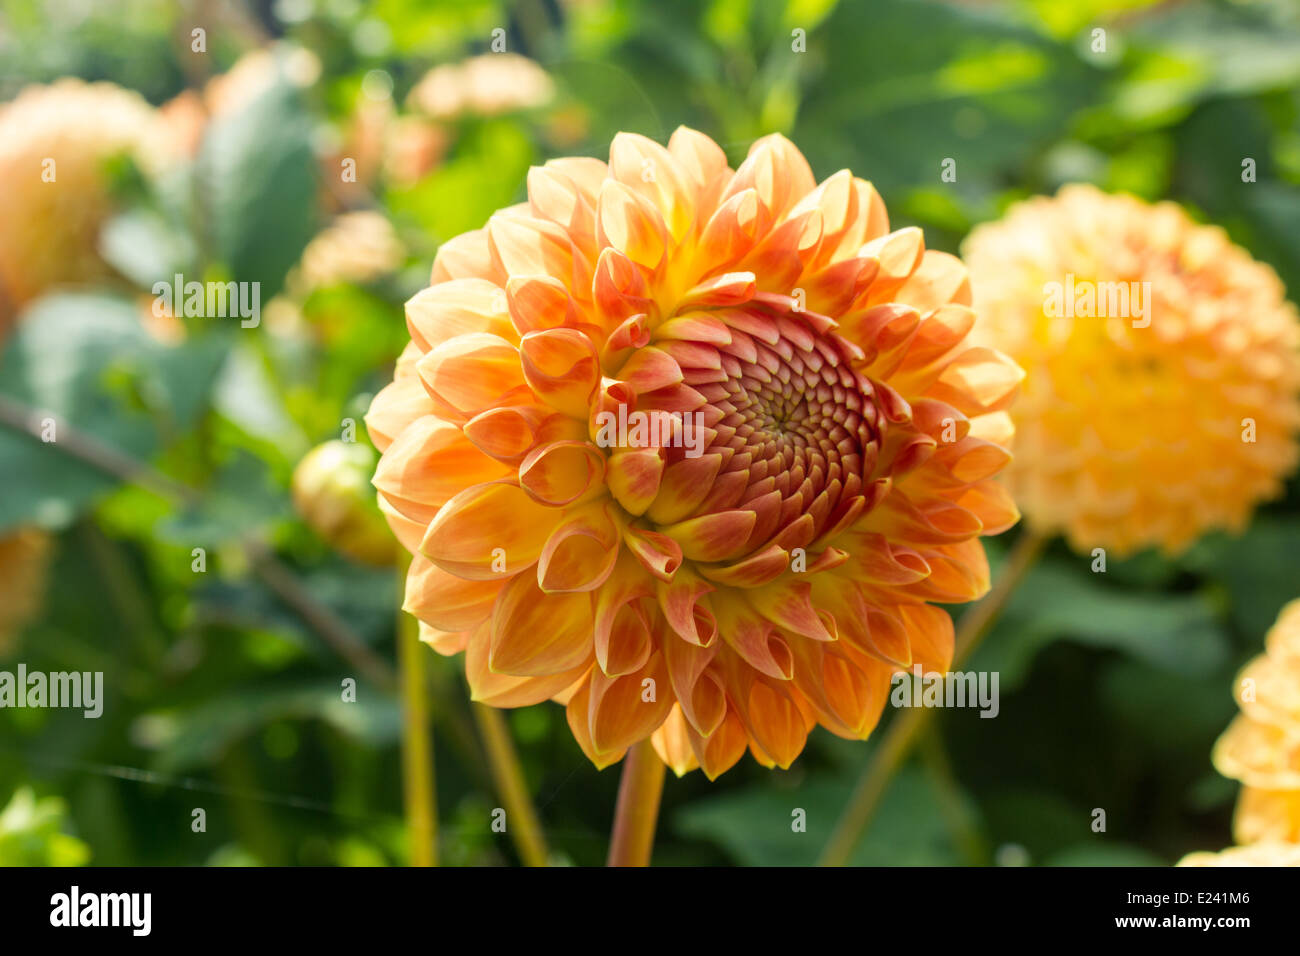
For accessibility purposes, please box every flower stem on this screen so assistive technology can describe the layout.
[472,702,550,867]
[397,555,437,867]
[606,739,666,867]
[817,530,1047,867]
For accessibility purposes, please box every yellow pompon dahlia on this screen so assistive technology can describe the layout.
[1213,598,1300,845]
[368,129,1022,778]
[0,79,171,328]
[1178,842,1300,867]
[964,185,1300,556]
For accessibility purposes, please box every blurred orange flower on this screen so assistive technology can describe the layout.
[0,527,53,655]
[406,53,554,122]
[965,185,1300,556]
[0,79,171,330]
[1214,598,1300,844]
[369,128,1021,776]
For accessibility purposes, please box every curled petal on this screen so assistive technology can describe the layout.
[520,327,601,418]
[537,500,622,593]
[422,481,561,579]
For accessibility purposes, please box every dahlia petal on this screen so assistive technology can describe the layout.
[587,650,674,754]
[374,417,512,521]
[623,525,684,581]
[697,543,789,588]
[686,708,749,780]
[656,566,717,647]
[728,133,815,223]
[661,509,757,562]
[655,311,734,345]
[928,346,1025,415]
[404,553,501,632]
[892,250,972,312]
[646,454,723,524]
[463,404,579,464]
[422,481,561,579]
[564,678,626,770]
[614,346,684,394]
[746,579,835,641]
[417,621,470,657]
[519,439,605,506]
[606,447,665,515]
[519,327,601,418]
[651,705,701,777]
[737,675,807,770]
[537,500,621,593]
[365,376,433,453]
[667,126,731,209]
[597,178,668,270]
[713,597,794,680]
[467,622,592,707]
[608,132,694,241]
[662,631,726,737]
[416,332,531,422]
[678,273,757,310]
[696,188,764,275]
[593,246,654,324]
[378,494,428,553]
[406,278,515,352]
[491,573,595,675]
[506,274,576,335]
[593,551,657,675]
[488,214,578,287]
[431,228,505,284]
[898,602,955,673]
[956,480,1020,535]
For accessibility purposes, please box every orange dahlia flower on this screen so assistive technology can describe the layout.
[964,185,1300,556]
[1213,598,1300,845]
[369,129,1022,777]
[0,79,172,329]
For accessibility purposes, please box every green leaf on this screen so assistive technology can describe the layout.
[674,767,969,865]
[0,294,226,533]
[199,74,319,300]
[970,557,1230,687]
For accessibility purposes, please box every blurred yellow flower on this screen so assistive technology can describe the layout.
[368,128,1021,777]
[406,53,554,121]
[1177,842,1300,867]
[289,211,405,297]
[0,79,170,330]
[965,184,1300,556]
[1214,598,1300,844]
[292,440,396,567]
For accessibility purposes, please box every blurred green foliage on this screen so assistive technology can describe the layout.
[0,0,1298,866]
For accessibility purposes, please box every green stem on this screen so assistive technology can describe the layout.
[472,703,550,867]
[397,556,437,867]
[606,739,666,867]
[817,531,1047,867]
